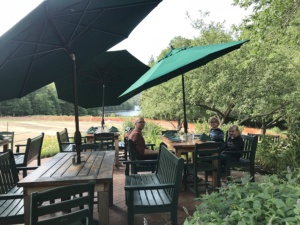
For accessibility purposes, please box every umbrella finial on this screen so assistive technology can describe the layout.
[169,45,174,49]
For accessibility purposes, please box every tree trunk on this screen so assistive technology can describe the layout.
[261,117,266,135]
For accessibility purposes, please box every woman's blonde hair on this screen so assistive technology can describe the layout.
[229,124,241,136]
[208,117,220,125]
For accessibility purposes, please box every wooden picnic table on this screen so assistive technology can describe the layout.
[85,132,121,167]
[17,151,115,225]
[161,136,219,187]
[0,138,9,153]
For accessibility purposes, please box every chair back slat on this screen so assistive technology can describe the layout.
[93,133,114,150]
[30,181,95,225]
[156,143,184,202]
[194,143,222,162]
[128,139,137,161]
[0,131,14,149]
[25,133,44,165]
[241,135,258,159]
[78,143,102,151]
[57,128,70,152]
[0,150,19,194]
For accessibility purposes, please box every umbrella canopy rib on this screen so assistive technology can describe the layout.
[68,0,91,43]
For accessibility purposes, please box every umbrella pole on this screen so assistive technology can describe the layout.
[101,84,105,129]
[71,54,81,164]
[181,72,188,135]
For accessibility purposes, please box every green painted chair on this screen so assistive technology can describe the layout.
[93,133,114,150]
[13,133,44,177]
[124,143,184,225]
[57,128,86,152]
[184,142,222,197]
[0,150,38,224]
[0,131,14,151]
[225,134,258,182]
[127,139,157,174]
[30,181,95,225]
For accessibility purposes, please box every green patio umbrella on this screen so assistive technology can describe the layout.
[0,0,162,163]
[55,50,149,128]
[119,40,249,137]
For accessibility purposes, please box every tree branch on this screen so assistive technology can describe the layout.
[266,115,282,127]
[238,104,286,125]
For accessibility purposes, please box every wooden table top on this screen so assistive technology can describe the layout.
[161,136,207,149]
[18,151,115,187]
[85,132,120,138]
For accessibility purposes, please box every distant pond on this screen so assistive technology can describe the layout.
[110,105,141,117]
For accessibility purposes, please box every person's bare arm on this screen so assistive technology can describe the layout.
[144,149,159,154]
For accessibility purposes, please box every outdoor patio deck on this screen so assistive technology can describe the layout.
[18,157,255,225]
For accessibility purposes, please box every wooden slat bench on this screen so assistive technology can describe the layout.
[0,150,37,224]
[124,143,184,225]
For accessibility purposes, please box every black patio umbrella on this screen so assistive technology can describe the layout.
[0,0,162,163]
[55,50,149,128]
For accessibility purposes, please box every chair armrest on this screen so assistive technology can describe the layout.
[16,166,39,171]
[13,153,25,156]
[146,143,155,150]
[0,194,23,200]
[61,142,75,145]
[123,160,157,165]
[225,150,252,154]
[15,144,26,147]
[124,183,174,191]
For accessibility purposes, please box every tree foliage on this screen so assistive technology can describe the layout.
[139,6,300,132]
[0,83,137,117]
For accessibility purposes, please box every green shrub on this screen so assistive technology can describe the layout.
[40,135,60,158]
[184,173,300,225]
[142,121,164,150]
[110,113,115,117]
[255,135,282,173]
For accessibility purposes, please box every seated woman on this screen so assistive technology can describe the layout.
[220,125,244,166]
[209,117,225,144]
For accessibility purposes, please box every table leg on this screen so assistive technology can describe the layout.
[3,143,8,153]
[114,137,120,167]
[98,190,109,225]
[23,188,31,225]
[109,181,113,207]
[212,154,218,187]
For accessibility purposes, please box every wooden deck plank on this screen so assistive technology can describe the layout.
[97,151,115,180]
[78,153,97,176]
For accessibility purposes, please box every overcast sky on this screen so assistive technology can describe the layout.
[0,0,252,64]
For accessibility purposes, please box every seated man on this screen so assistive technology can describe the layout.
[124,117,158,160]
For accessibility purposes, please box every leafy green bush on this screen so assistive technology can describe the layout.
[142,121,164,150]
[184,173,300,225]
[255,135,282,173]
[40,135,60,158]
[110,113,115,117]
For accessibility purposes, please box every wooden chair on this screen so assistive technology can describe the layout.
[184,143,222,197]
[13,133,44,177]
[0,131,14,151]
[0,150,38,224]
[225,134,258,182]
[30,181,95,225]
[93,133,114,150]
[57,128,86,152]
[119,127,133,162]
[247,133,280,142]
[72,143,107,152]
[127,139,158,174]
[162,130,189,163]
[124,143,184,225]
